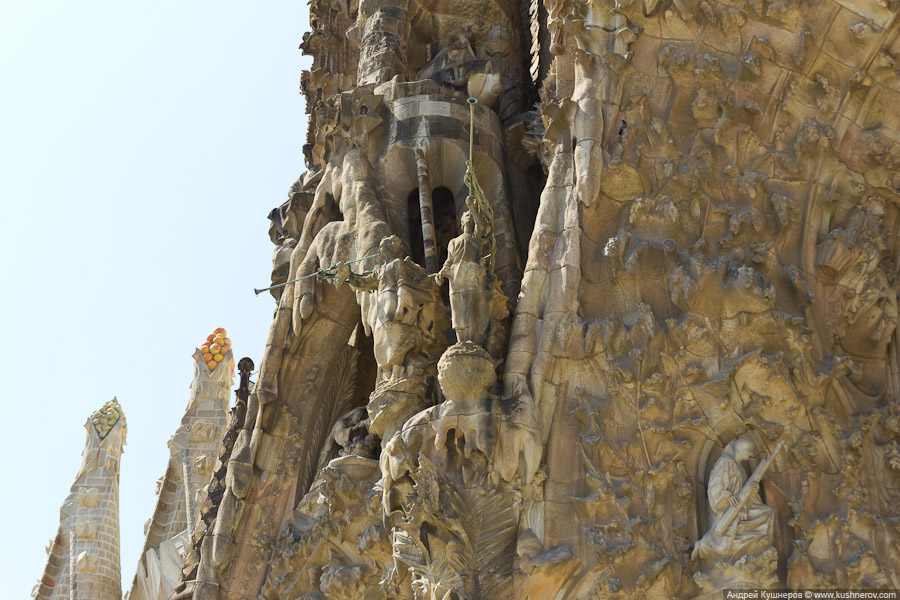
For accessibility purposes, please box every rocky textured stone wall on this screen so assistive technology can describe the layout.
[503,0,900,594]
[174,0,900,598]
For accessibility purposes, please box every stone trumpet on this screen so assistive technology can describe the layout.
[254,252,379,295]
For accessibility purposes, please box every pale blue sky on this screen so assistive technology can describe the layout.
[0,2,311,596]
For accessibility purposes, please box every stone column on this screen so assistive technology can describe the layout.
[415,148,438,274]
[356,0,409,85]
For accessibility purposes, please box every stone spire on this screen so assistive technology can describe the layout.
[127,328,234,600]
[34,398,126,600]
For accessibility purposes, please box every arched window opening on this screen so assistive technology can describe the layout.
[406,189,426,268]
[432,186,456,269]
[406,186,457,272]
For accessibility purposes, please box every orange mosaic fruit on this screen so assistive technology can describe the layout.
[199,328,231,371]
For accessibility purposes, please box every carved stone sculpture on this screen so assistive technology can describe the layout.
[693,437,779,591]
[35,0,900,598]
[417,28,478,90]
[695,438,775,564]
[188,0,900,594]
[416,25,514,108]
[339,235,444,382]
[437,210,491,347]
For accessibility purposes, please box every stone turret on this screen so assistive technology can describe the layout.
[127,328,234,600]
[34,398,126,600]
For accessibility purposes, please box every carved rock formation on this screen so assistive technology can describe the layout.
[39,0,898,598]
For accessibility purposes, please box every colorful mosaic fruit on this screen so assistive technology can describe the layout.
[200,327,232,371]
[91,398,124,440]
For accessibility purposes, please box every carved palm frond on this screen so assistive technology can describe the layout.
[394,480,518,600]
[299,343,360,494]
[397,528,464,595]
[436,484,518,600]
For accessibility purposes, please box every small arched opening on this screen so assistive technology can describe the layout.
[432,186,457,268]
[406,186,458,271]
[406,189,426,268]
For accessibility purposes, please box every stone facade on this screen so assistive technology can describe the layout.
[127,331,236,600]
[38,0,900,597]
[35,399,126,600]
[188,0,900,597]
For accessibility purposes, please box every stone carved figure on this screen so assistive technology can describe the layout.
[436,209,491,347]
[415,25,512,107]
[338,235,443,381]
[815,193,898,395]
[416,27,477,90]
[321,406,379,462]
[693,437,775,565]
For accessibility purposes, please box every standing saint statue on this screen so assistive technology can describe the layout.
[337,235,443,382]
[693,437,776,564]
[436,207,491,346]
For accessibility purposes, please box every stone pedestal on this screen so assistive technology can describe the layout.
[693,547,779,598]
[367,376,428,442]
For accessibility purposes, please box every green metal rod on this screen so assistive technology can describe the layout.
[467,96,477,164]
[254,252,380,296]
